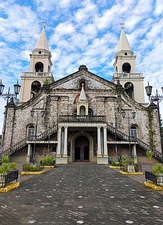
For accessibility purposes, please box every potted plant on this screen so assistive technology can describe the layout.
[152,163,163,185]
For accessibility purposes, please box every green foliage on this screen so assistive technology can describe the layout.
[42,155,55,166]
[147,107,155,148]
[152,163,163,176]
[23,164,44,172]
[121,155,127,172]
[130,158,134,165]
[146,150,153,161]
[0,163,9,174]
[111,160,119,166]
[1,155,9,164]
[9,162,17,171]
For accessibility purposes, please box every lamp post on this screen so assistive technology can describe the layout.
[31,109,45,164]
[145,82,163,153]
[122,110,136,158]
[46,122,55,156]
[0,79,21,156]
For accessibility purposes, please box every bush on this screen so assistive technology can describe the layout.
[152,163,163,176]
[121,155,127,172]
[9,162,17,171]
[0,163,9,174]
[23,164,44,172]
[42,155,55,166]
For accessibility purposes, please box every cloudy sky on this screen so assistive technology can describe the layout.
[0,0,163,133]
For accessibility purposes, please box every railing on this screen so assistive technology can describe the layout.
[28,126,58,141]
[145,171,159,185]
[2,126,58,158]
[0,170,19,187]
[113,72,143,78]
[59,115,106,123]
[22,72,53,77]
[107,123,163,163]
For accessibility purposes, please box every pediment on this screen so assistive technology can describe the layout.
[51,69,114,91]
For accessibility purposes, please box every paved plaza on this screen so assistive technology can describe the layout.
[0,164,163,225]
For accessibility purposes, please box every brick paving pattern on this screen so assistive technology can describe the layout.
[0,164,163,224]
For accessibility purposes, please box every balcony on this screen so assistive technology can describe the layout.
[22,72,53,77]
[59,115,106,123]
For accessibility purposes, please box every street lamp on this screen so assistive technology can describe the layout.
[0,79,21,156]
[122,110,136,158]
[145,82,163,153]
[31,109,45,164]
[46,122,55,156]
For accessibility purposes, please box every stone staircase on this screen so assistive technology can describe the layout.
[1,126,58,158]
[107,123,163,163]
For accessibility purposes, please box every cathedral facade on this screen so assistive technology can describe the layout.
[1,26,162,164]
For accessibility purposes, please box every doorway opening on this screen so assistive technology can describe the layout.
[75,136,89,161]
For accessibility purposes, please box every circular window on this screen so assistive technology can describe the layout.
[39,51,41,54]
[124,52,127,55]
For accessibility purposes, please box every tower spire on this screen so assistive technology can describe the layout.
[35,23,49,51]
[116,23,131,53]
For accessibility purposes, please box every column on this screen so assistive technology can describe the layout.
[132,144,137,163]
[26,144,31,163]
[63,126,68,156]
[97,126,102,156]
[103,126,107,156]
[57,126,62,156]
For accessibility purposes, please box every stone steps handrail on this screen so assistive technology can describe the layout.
[1,126,58,158]
[107,123,163,163]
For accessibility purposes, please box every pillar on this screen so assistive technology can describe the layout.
[57,126,62,156]
[63,126,68,156]
[103,126,107,156]
[132,144,137,163]
[97,126,102,156]
[26,144,31,163]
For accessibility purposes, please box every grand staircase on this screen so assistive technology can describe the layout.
[1,126,58,158]
[107,123,163,163]
[1,123,163,163]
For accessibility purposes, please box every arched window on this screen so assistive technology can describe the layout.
[27,125,35,140]
[80,106,86,115]
[122,63,131,73]
[35,62,43,72]
[124,82,134,99]
[130,125,137,141]
[31,81,41,96]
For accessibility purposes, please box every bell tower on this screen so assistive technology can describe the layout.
[112,23,145,103]
[20,23,54,102]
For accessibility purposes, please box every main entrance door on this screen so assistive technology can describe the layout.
[75,136,89,161]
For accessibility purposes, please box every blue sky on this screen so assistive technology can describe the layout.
[0,0,163,133]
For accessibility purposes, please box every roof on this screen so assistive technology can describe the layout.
[117,27,131,52]
[35,27,49,51]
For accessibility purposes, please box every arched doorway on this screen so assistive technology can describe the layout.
[75,136,89,161]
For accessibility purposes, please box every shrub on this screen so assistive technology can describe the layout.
[23,163,44,172]
[1,155,9,164]
[152,163,163,176]
[9,162,17,171]
[121,155,127,172]
[0,163,9,174]
[146,150,153,161]
[42,155,55,166]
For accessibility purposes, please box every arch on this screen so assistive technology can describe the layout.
[31,81,41,96]
[130,125,137,141]
[35,62,43,72]
[80,105,86,115]
[122,62,131,73]
[79,79,86,90]
[124,82,134,99]
[27,125,35,140]
[71,132,94,162]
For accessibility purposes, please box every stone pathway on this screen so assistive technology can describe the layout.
[0,164,163,224]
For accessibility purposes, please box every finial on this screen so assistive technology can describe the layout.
[42,21,47,28]
[120,22,125,29]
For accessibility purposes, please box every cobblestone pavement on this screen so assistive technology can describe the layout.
[0,164,163,225]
